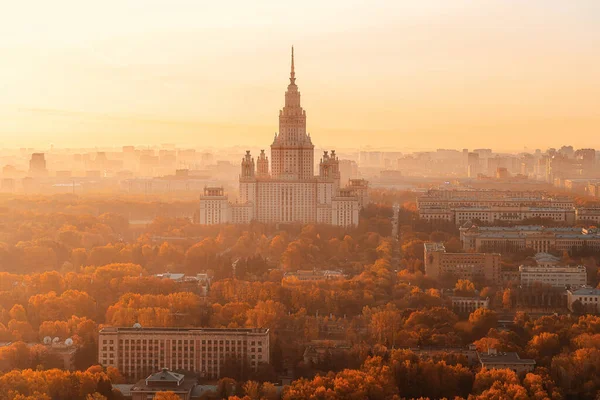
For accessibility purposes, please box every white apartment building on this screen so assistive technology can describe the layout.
[519,265,587,288]
[199,49,368,227]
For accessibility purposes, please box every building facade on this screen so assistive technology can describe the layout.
[519,265,587,288]
[199,48,368,227]
[129,369,197,400]
[417,189,576,226]
[567,287,600,313]
[424,242,501,284]
[99,327,269,381]
[460,225,600,253]
[477,348,536,374]
[450,297,490,313]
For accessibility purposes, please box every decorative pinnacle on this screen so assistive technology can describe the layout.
[290,46,296,84]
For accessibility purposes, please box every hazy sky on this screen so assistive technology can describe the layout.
[0,0,599,151]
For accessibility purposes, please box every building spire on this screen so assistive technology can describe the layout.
[290,46,296,85]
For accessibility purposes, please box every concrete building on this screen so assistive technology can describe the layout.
[519,265,587,288]
[199,187,231,225]
[567,287,600,313]
[450,297,489,313]
[417,189,574,209]
[418,189,575,226]
[478,348,535,374]
[453,207,575,226]
[129,369,197,400]
[198,48,367,227]
[460,225,600,253]
[283,269,345,282]
[577,208,600,223]
[99,327,269,381]
[424,242,501,284]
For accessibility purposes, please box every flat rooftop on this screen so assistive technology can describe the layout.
[100,327,269,334]
[424,242,445,252]
[478,351,536,365]
[569,287,600,296]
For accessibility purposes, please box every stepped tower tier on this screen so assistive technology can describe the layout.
[257,150,269,177]
[271,46,315,180]
[240,150,255,179]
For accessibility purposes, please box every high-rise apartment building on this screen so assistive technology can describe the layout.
[98,327,270,381]
[199,48,368,227]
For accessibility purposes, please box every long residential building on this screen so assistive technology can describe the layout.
[417,189,576,226]
[420,206,576,226]
[417,190,574,209]
[460,225,600,253]
[99,327,269,381]
[519,265,587,288]
[477,348,536,374]
[424,242,501,284]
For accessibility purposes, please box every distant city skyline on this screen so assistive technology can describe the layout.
[1,1,599,150]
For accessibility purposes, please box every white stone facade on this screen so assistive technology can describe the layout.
[199,48,368,227]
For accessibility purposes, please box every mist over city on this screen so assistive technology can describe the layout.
[1,1,600,400]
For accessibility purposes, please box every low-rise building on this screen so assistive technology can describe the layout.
[478,348,536,374]
[0,340,76,371]
[576,208,600,223]
[424,242,501,285]
[417,189,576,226]
[410,343,479,366]
[303,340,351,364]
[130,369,197,400]
[283,270,345,282]
[460,225,600,253]
[519,265,587,288]
[450,296,489,313]
[567,287,600,313]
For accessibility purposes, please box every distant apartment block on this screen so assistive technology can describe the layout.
[424,242,501,284]
[99,327,269,381]
[519,265,587,288]
[477,348,535,374]
[460,225,600,253]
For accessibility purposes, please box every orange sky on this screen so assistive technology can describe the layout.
[0,0,599,151]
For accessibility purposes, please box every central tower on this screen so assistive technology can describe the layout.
[271,47,314,180]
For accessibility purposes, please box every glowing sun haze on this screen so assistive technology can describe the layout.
[0,0,598,151]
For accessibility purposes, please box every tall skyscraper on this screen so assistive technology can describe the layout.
[199,48,369,227]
